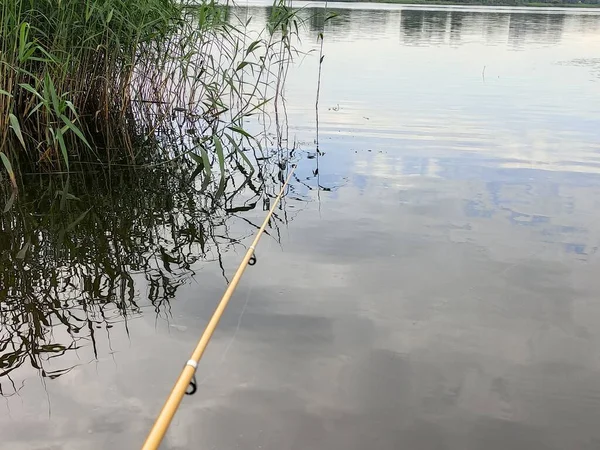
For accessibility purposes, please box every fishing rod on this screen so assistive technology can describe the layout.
[141,164,296,450]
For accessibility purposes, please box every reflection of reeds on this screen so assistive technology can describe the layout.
[0,145,297,396]
[0,0,299,194]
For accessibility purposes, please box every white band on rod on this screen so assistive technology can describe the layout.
[186,360,198,369]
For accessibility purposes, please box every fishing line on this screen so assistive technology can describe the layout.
[195,207,277,389]
[141,164,296,450]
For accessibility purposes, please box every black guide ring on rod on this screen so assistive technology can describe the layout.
[186,374,197,395]
[248,253,257,266]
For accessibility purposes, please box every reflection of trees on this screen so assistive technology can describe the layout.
[305,8,390,38]
[0,151,296,396]
[349,9,390,36]
[449,11,465,43]
[299,7,579,48]
[286,2,600,49]
[481,13,509,43]
[400,9,426,42]
[305,7,355,33]
[573,14,600,34]
[508,13,566,47]
[401,10,449,45]
[397,9,570,47]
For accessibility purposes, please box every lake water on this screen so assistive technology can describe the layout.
[2,2,600,449]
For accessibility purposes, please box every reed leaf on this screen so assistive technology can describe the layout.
[8,114,25,150]
[0,151,17,190]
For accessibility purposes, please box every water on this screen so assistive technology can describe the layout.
[2,3,600,449]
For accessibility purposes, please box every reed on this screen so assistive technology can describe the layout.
[0,0,298,202]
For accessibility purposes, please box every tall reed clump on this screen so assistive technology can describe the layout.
[0,0,179,176]
[0,0,299,205]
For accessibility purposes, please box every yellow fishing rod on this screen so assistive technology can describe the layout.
[142,164,296,450]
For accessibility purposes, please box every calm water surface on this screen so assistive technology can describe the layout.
[2,2,600,449]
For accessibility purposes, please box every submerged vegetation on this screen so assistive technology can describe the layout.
[0,0,299,202]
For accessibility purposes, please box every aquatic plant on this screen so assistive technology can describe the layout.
[0,0,299,204]
[0,0,304,397]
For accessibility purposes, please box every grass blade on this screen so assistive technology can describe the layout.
[198,145,212,181]
[225,133,255,174]
[3,191,16,213]
[18,83,43,101]
[16,238,31,260]
[56,129,69,170]
[9,114,26,149]
[213,135,225,176]
[66,209,91,232]
[0,151,17,189]
[60,115,91,149]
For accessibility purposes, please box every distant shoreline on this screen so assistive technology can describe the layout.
[310,0,600,7]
